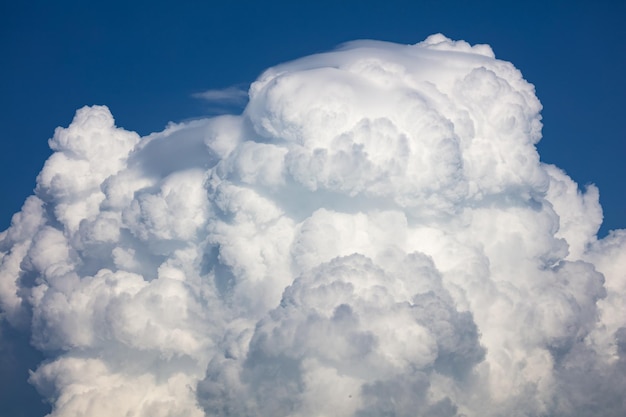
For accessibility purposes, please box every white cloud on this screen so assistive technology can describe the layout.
[1,34,624,416]
[193,86,249,104]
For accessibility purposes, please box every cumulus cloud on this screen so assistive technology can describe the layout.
[1,34,624,416]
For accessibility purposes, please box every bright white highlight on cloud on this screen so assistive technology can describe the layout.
[1,34,624,416]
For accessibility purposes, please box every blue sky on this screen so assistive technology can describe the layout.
[1,0,624,238]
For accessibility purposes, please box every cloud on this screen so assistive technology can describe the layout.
[1,34,624,416]
[193,86,249,105]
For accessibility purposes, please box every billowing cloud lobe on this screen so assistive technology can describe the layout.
[1,34,625,417]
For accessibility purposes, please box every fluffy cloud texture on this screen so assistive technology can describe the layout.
[1,34,624,416]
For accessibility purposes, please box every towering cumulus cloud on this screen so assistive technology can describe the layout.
[1,34,624,416]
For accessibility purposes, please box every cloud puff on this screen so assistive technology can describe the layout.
[1,34,624,417]
[200,253,485,416]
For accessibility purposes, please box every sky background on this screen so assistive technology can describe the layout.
[1,0,624,237]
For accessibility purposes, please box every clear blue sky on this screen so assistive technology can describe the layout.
[1,0,624,238]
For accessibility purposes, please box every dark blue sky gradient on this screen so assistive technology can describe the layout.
[2,0,625,237]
